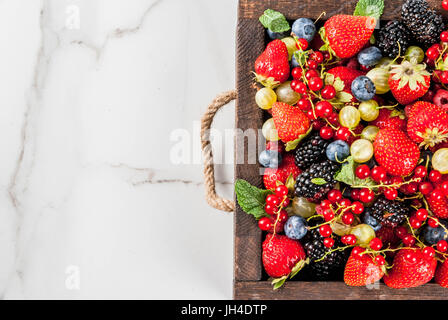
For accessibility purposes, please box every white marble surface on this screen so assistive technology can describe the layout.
[0,0,237,299]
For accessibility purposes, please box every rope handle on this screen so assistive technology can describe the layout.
[201,90,237,212]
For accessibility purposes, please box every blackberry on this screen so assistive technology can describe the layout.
[294,160,339,203]
[402,0,445,48]
[377,20,412,58]
[304,234,348,280]
[294,132,330,169]
[370,196,411,228]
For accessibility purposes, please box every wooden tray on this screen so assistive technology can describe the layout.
[234,0,448,300]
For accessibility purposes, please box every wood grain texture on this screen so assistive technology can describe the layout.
[234,282,448,300]
[234,0,448,299]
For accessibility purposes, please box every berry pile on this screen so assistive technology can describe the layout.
[235,0,448,290]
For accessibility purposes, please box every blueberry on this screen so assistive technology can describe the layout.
[259,150,282,168]
[326,140,350,162]
[291,18,316,42]
[357,47,382,67]
[363,211,382,232]
[267,29,289,40]
[351,76,376,101]
[284,216,308,240]
[424,222,448,245]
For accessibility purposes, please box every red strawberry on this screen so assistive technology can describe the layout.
[263,154,301,190]
[370,108,406,131]
[435,259,448,287]
[262,234,306,278]
[384,248,437,289]
[426,190,448,219]
[272,102,311,144]
[324,15,376,58]
[344,249,384,286]
[373,128,420,177]
[388,60,431,105]
[254,40,290,87]
[327,66,364,102]
[407,101,448,148]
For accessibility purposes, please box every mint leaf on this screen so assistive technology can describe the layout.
[259,9,290,33]
[334,156,376,188]
[354,0,384,20]
[311,178,327,185]
[235,179,272,220]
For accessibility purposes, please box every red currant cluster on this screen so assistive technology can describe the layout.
[258,185,290,232]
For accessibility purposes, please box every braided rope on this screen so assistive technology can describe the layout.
[201,90,237,212]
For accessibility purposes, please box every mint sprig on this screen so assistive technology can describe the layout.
[354,0,384,20]
[235,179,272,220]
[259,9,290,33]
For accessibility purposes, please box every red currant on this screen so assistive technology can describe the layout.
[369,238,383,251]
[339,198,352,208]
[296,38,309,50]
[282,197,290,207]
[305,69,319,80]
[308,77,323,91]
[308,60,318,70]
[426,45,441,60]
[351,189,361,201]
[429,170,442,183]
[444,0,448,10]
[277,210,289,223]
[359,188,375,203]
[265,203,276,215]
[431,189,445,201]
[384,188,398,201]
[320,126,334,140]
[319,224,333,237]
[342,234,357,245]
[258,217,272,231]
[293,81,308,94]
[266,194,280,207]
[320,200,332,209]
[406,182,419,194]
[351,201,364,215]
[428,216,440,228]
[441,181,448,196]
[321,85,336,100]
[327,189,343,203]
[409,216,422,229]
[323,237,335,248]
[311,51,324,64]
[414,165,427,178]
[438,240,448,253]
[322,209,335,222]
[403,234,416,246]
[420,182,434,196]
[422,247,436,258]
[415,208,428,222]
[315,101,333,118]
[441,71,448,84]
[355,165,371,179]
[327,112,339,126]
[352,246,366,259]
[335,127,351,141]
[395,226,408,239]
[275,185,289,197]
[291,67,303,80]
[375,255,386,266]
[371,166,387,182]
[404,251,418,264]
[297,98,311,111]
[342,212,355,225]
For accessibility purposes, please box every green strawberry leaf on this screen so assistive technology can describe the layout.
[259,9,290,33]
[272,276,287,290]
[285,174,296,192]
[336,91,353,103]
[311,178,327,185]
[285,126,313,151]
[354,0,384,20]
[334,156,376,188]
[235,179,272,220]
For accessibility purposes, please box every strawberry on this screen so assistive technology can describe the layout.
[262,234,306,279]
[271,102,311,144]
[327,66,364,102]
[388,60,431,105]
[435,259,448,288]
[370,108,406,131]
[324,15,376,58]
[263,154,301,190]
[426,190,448,219]
[384,248,437,289]
[254,40,290,87]
[373,128,420,177]
[407,101,448,148]
[344,249,384,286]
